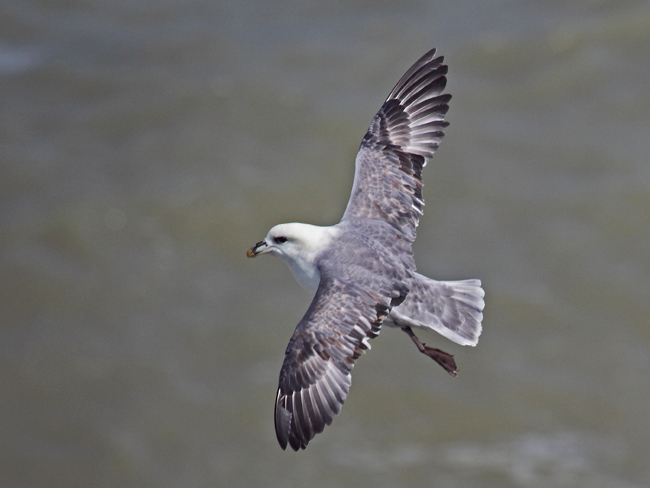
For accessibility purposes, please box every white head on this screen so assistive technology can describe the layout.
[247,222,338,293]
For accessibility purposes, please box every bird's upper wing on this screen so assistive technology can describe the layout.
[342,48,451,242]
[275,253,408,451]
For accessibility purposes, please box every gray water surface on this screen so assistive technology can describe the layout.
[2,1,650,487]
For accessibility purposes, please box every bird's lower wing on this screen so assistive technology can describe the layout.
[275,273,406,451]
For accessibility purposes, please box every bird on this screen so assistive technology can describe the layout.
[246,48,485,451]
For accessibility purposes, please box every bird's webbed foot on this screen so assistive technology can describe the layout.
[401,326,458,376]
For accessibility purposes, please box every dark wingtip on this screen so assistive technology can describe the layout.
[288,436,303,451]
[274,389,292,450]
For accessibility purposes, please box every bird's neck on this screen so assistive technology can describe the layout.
[284,256,321,294]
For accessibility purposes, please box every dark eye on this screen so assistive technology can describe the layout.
[274,236,288,244]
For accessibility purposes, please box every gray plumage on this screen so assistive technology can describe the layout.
[385,275,484,346]
[247,48,485,451]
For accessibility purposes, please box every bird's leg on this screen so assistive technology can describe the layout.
[401,326,458,376]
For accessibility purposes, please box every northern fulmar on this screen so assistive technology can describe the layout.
[247,48,485,451]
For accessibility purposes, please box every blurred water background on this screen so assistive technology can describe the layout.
[1,1,649,487]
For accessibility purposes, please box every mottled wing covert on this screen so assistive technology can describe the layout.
[275,271,405,451]
[342,48,451,242]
